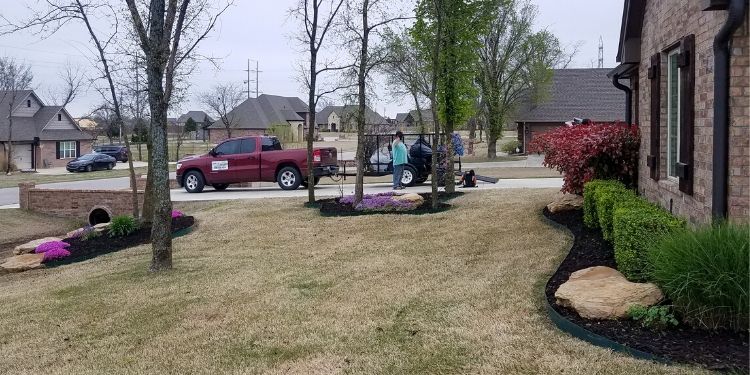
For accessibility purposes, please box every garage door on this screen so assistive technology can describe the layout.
[11,144,32,170]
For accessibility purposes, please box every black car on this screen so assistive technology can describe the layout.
[93,145,128,162]
[66,153,117,172]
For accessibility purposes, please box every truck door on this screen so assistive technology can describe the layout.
[237,138,260,181]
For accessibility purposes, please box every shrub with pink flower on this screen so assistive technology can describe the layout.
[43,247,71,262]
[34,241,70,254]
[171,210,184,219]
[338,192,420,212]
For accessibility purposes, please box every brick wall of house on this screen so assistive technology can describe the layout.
[19,182,144,219]
[208,128,265,143]
[36,140,92,168]
[637,1,749,224]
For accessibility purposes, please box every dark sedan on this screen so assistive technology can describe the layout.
[93,145,129,162]
[66,153,117,172]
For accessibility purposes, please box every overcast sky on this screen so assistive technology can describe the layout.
[0,0,622,119]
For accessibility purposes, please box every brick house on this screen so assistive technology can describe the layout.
[207,94,309,143]
[610,0,748,224]
[515,68,625,153]
[316,105,388,132]
[0,90,93,170]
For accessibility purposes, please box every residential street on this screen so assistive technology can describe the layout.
[0,174,563,207]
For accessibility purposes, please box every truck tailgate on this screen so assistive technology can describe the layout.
[317,147,337,165]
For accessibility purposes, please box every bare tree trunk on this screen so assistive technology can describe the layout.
[413,92,424,134]
[121,123,140,219]
[428,0,443,209]
[354,0,370,204]
[5,101,13,175]
[306,10,318,204]
[147,75,172,271]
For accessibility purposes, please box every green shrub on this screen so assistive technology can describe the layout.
[583,180,624,228]
[612,198,685,281]
[268,123,294,144]
[593,181,634,240]
[627,305,679,330]
[108,215,139,238]
[82,229,101,241]
[648,223,749,331]
[500,140,521,154]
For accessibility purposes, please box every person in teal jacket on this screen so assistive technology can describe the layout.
[392,131,408,190]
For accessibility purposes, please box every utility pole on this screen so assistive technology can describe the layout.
[244,59,261,98]
[598,36,604,68]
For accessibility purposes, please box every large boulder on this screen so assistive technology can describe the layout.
[13,237,63,255]
[547,193,584,213]
[0,254,45,273]
[393,193,424,205]
[555,266,663,320]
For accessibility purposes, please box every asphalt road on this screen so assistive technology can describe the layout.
[0,175,563,207]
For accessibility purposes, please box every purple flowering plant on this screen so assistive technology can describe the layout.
[68,225,94,240]
[171,210,184,219]
[338,192,420,212]
[34,241,70,254]
[43,247,71,262]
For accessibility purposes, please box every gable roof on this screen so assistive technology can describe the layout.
[515,68,625,123]
[209,94,309,130]
[0,90,92,141]
[395,112,410,123]
[315,105,387,126]
[178,111,213,123]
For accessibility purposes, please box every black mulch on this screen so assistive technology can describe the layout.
[46,216,195,267]
[543,208,748,372]
[316,192,461,216]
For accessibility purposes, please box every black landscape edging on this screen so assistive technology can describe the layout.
[539,212,666,364]
[540,209,748,372]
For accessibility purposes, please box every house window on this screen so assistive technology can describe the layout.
[666,49,681,180]
[58,141,76,159]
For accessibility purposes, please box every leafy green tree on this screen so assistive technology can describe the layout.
[477,0,566,158]
[184,117,197,133]
[413,0,493,194]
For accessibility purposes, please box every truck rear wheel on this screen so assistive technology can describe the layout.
[184,171,205,193]
[277,166,301,190]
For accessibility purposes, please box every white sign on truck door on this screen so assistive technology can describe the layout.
[211,160,228,171]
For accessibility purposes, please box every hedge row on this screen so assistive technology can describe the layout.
[582,179,685,281]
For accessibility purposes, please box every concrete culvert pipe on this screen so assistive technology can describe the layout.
[88,207,112,226]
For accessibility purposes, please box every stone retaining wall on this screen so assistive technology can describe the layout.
[19,182,144,219]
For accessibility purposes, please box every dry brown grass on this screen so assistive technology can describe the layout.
[0,209,81,257]
[0,190,708,374]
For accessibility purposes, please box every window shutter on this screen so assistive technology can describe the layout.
[647,53,661,180]
[55,142,61,159]
[677,34,695,195]
[75,141,80,158]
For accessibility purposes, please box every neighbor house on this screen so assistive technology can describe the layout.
[207,94,309,143]
[316,105,387,132]
[515,68,625,153]
[610,0,748,224]
[394,109,434,131]
[176,110,214,141]
[0,90,93,170]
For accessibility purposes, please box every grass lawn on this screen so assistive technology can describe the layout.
[0,209,81,258]
[0,190,707,374]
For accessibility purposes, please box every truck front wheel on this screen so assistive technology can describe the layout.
[184,171,205,193]
[277,166,302,190]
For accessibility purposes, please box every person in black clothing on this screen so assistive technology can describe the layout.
[458,169,477,188]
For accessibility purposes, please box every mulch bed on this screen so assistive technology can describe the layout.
[45,216,195,268]
[317,192,461,216]
[543,208,748,372]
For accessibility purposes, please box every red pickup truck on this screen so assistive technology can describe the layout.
[176,136,338,193]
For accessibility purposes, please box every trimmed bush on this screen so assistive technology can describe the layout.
[583,180,624,228]
[648,223,749,331]
[108,215,139,238]
[500,140,520,154]
[593,182,635,240]
[612,199,685,281]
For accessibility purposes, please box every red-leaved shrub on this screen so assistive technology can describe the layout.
[528,122,640,194]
